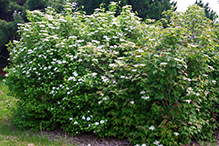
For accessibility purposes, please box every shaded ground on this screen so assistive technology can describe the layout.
[37,126,219,146]
[38,128,131,146]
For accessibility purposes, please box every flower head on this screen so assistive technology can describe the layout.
[91,72,97,76]
[130,101,134,104]
[153,140,160,145]
[149,125,155,131]
[141,96,150,100]
[160,62,168,66]
[140,91,146,94]
[174,132,179,136]
[185,99,191,104]
[87,117,91,121]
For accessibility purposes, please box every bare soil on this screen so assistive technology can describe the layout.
[39,128,131,146]
[39,128,219,146]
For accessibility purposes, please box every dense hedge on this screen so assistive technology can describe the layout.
[5,2,219,146]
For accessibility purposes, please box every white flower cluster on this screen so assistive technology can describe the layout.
[101,76,109,83]
[134,144,147,146]
[141,96,150,100]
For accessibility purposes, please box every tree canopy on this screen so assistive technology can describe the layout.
[0,0,77,67]
[195,0,218,21]
[76,0,177,20]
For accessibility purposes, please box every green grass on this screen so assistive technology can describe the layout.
[0,77,75,146]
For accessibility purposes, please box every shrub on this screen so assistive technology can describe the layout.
[5,2,219,145]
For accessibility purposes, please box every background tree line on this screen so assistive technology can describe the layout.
[0,0,218,68]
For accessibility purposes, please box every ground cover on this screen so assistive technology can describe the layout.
[0,77,75,146]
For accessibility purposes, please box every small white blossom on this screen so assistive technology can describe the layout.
[153,140,160,145]
[100,120,104,124]
[149,125,155,131]
[130,101,134,104]
[185,99,191,104]
[109,64,117,68]
[74,121,78,124]
[174,132,179,136]
[160,62,168,66]
[91,72,97,76]
[174,58,184,62]
[68,76,76,81]
[140,91,146,94]
[101,76,109,83]
[103,35,110,41]
[212,80,217,84]
[196,93,200,96]
[187,87,193,91]
[73,71,78,76]
[95,122,99,125]
[69,36,77,39]
[135,55,141,58]
[76,40,84,43]
[82,116,86,120]
[141,96,150,100]
[92,58,98,62]
[102,97,108,101]
[69,118,73,120]
[87,117,91,121]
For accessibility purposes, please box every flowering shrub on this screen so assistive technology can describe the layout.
[5,2,219,146]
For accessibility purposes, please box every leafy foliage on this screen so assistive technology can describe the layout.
[5,2,219,146]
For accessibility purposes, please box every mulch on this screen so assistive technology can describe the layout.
[0,68,6,77]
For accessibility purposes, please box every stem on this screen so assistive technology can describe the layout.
[40,122,43,137]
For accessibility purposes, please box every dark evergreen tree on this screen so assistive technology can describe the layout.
[129,0,176,20]
[0,0,72,67]
[24,0,47,11]
[0,0,24,67]
[76,0,176,20]
[195,0,218,21]
[76,0,126,15]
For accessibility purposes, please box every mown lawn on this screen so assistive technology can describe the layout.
[0,77,74,146]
